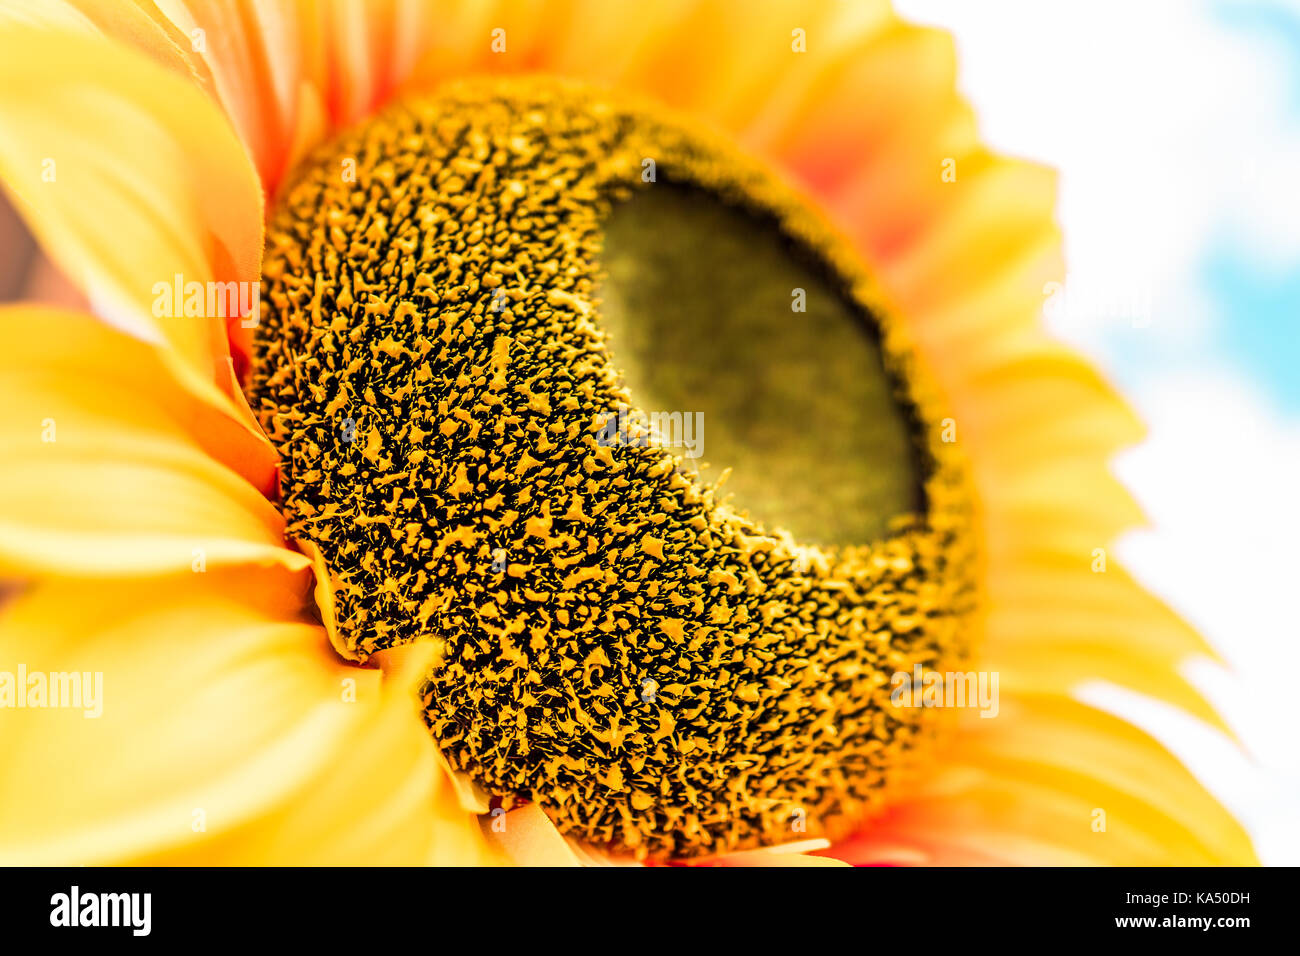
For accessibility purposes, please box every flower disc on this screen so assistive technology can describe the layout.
[251,78,977,859]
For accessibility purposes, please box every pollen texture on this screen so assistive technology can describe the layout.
[250,78,978,859]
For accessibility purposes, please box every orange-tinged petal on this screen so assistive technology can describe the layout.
[0,25,263,405]
[147,0,301,187]
[699,839,849,868]
[0,306,288,577]
[888,158,1060,312]
[757,20,962,194]
[486,803,585,867]
[829,695,1257,866]
[585,0,847,127]
[314,0,431,128]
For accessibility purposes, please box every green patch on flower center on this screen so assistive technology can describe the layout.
[249,78,975,860]
[600,182,923,546]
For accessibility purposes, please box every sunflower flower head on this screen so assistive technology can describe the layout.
[251,77,977,858]
[0,0,1258,868]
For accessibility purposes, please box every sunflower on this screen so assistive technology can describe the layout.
[0,0,1256,866]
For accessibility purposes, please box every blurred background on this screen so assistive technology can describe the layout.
[897,0,1300,864]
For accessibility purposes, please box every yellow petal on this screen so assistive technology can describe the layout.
[0,25,263,406]
[829,694,1257,866]
[987,552,1230,733]
[0,306,289,577]
[0,570,493,865]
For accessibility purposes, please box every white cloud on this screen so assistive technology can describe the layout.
[897,0,1300,347]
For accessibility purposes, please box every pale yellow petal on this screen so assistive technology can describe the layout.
[0,26,263,405]
[0,306,291,577]
[0,571,493,865]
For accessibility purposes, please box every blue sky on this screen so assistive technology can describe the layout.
[1201,1,1300,415]
[1204,238,1300,414]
